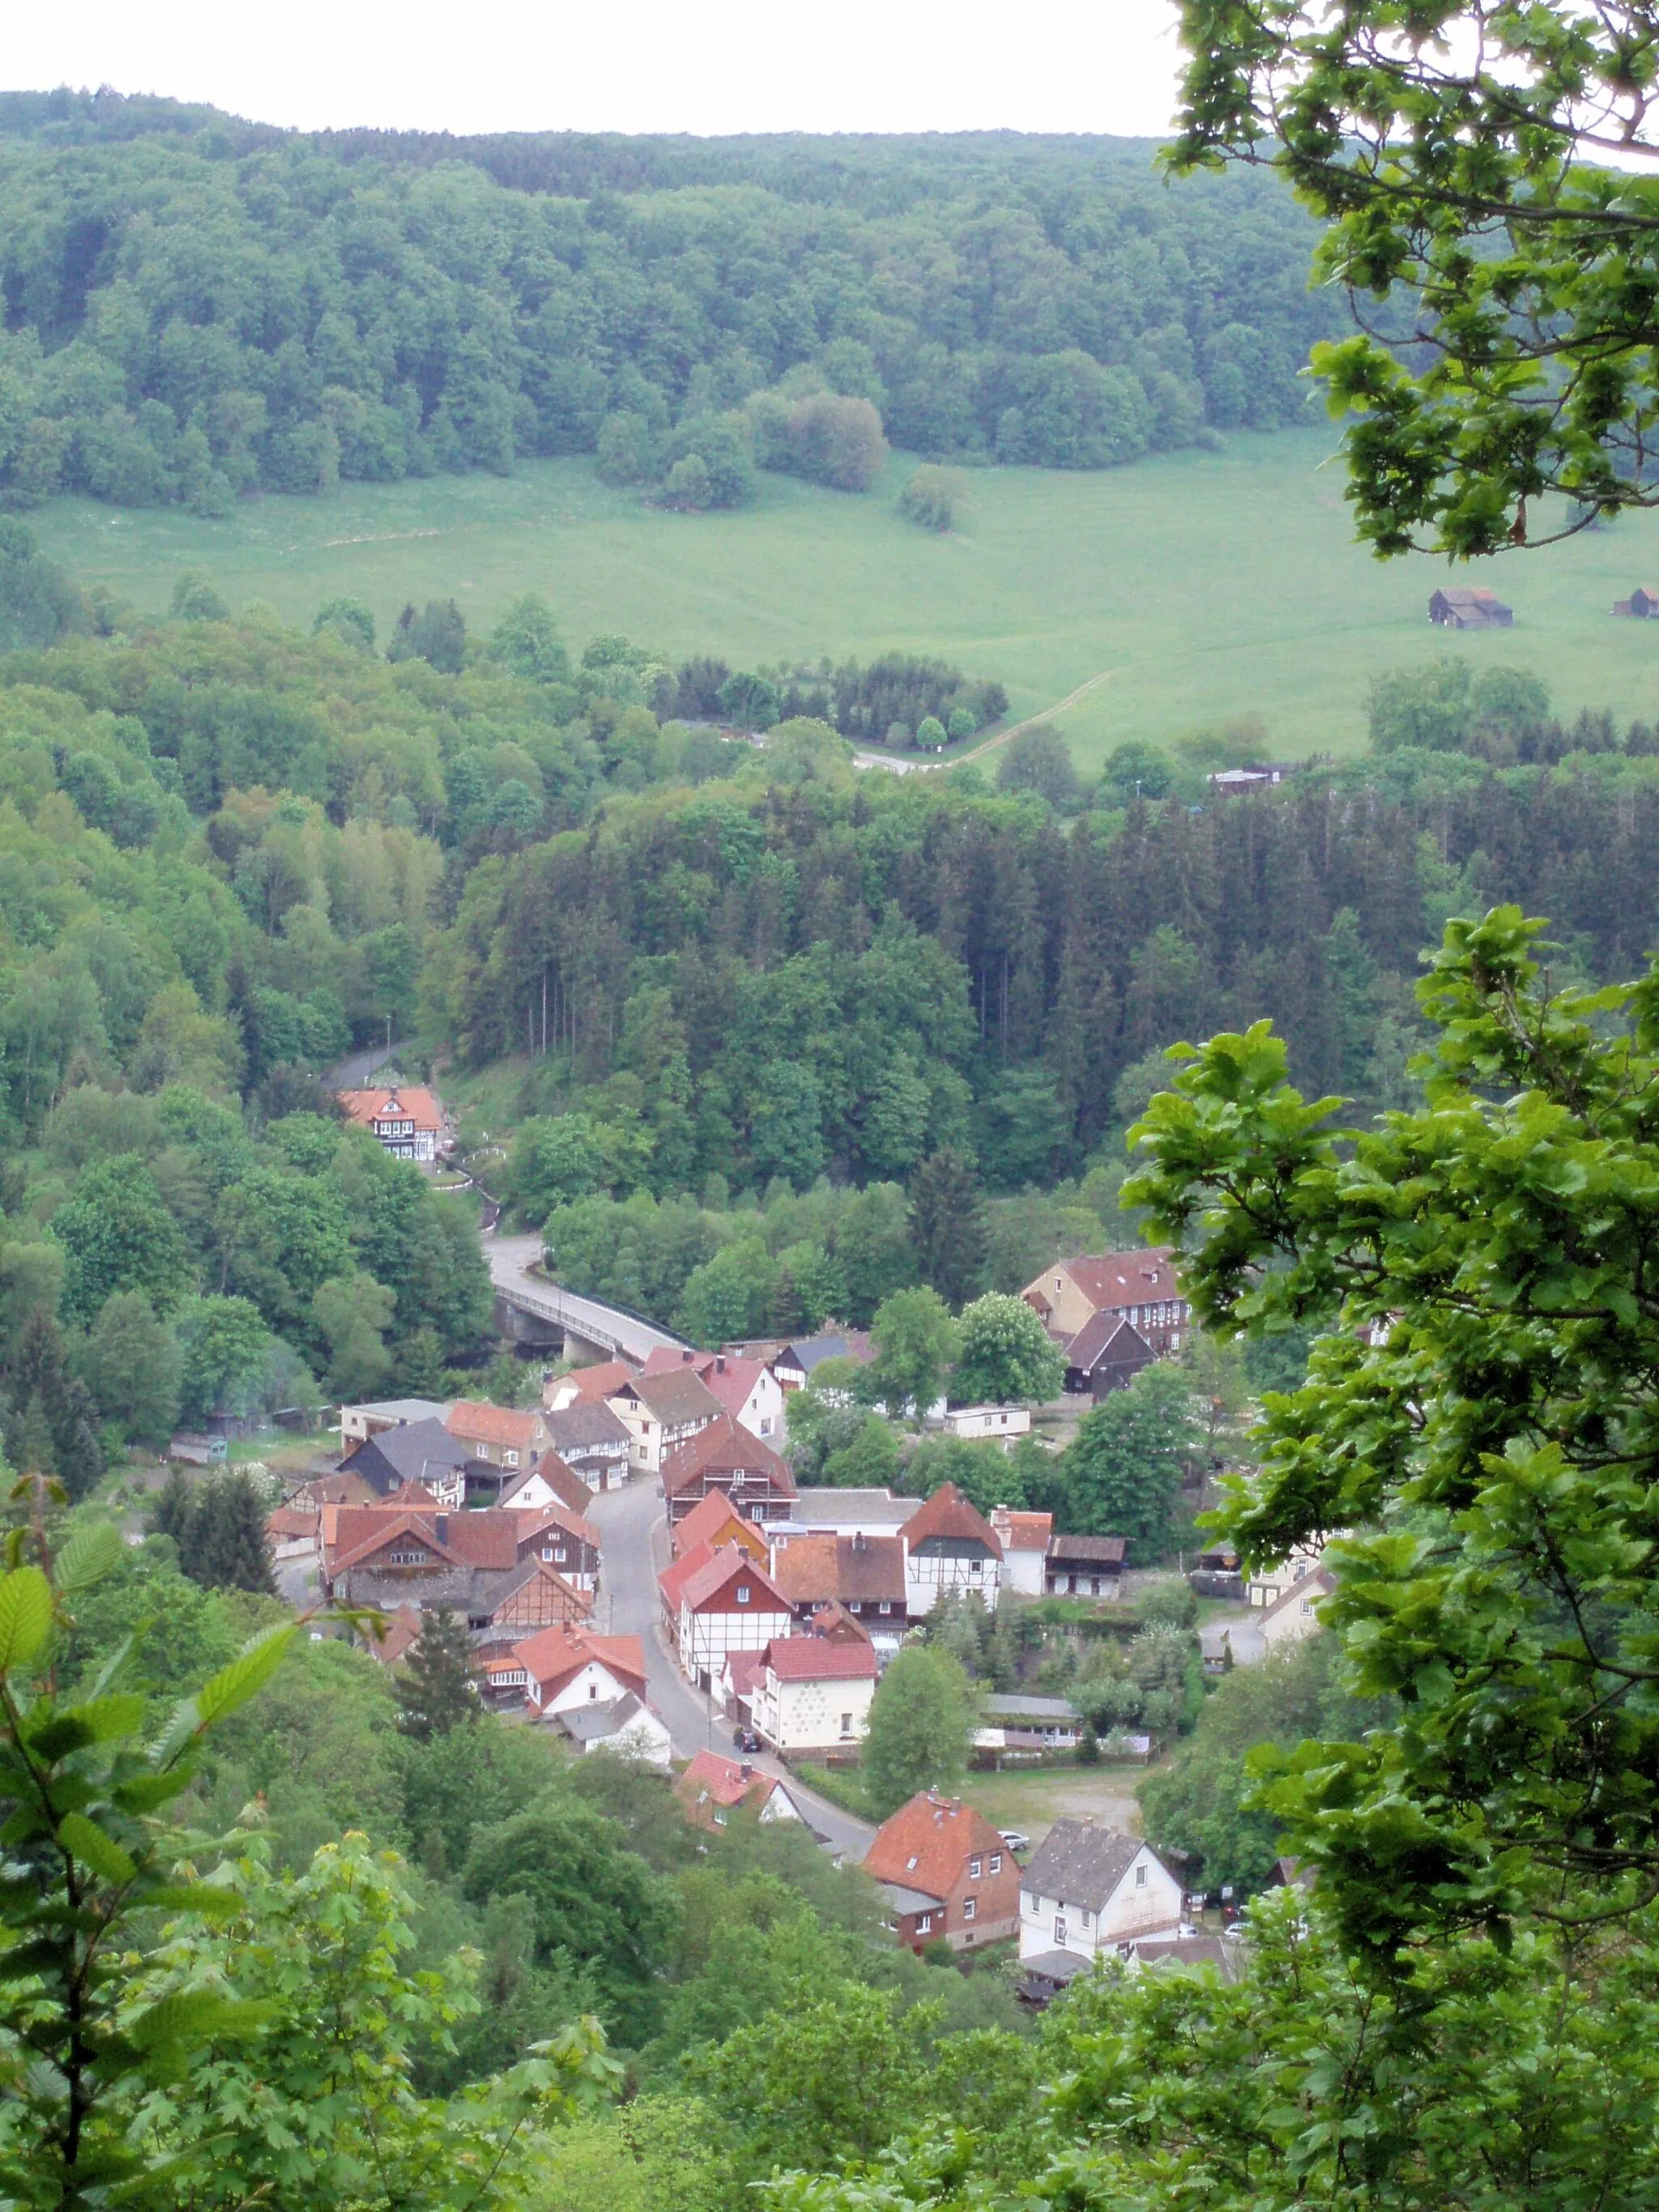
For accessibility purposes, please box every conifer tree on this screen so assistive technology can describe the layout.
[906,1149,987,1309]
[149,1467,199,1563]
[396,1605,479,1741]
[2,1310,103,1500]
[190,1473,275,1596]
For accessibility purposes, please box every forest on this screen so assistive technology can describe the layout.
[0,91,1337,510]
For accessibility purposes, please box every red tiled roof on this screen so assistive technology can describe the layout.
[559,1360,636,1405]
[763,1635,877,1682]
[724,1648,768,1697]
[768,1532,838,1603]
[446,1400,545,1451]
[863,1791,1007,1901]
[902,1481,1003,1558]
[266,1504,318,1541]
[338,1085,442,1132]
[808,1600,874,1645]
[679,1544,791,1615]
[676,1748,782,1813]
[326,1503,527,1575]
[642,1347,773,1420]
[661,1412,796,1500]
[769,1531,905,1605]
[369,1605,426,1669]
[658,1538,716,1613]
[518,1499,599,1552]
[512,1623,647,1698]
[674,1490,769,1559]
[1057,1248,1183,1315]
[991,1509,1053,1553]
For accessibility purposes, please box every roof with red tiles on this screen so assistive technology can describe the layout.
[673,1490,770,1559]
[678,1544,791,1615]
[675,1748,787,1816]
[991,1509,1054,1553]
[446,1400,547,1451]
[338,1085,443,1133]
[557,1360,636,1405]
[658,1537,716,1613]
[1057,1248,1183,1314]
[763,1635,878,1682]
[902,1481,1003,1557]
[512,1623,647,1698]
[863,1791,1008,1902]
[660,1412,796,1500]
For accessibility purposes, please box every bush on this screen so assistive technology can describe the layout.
[898,465,962,531]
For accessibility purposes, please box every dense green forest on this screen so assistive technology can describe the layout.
[0,90,1337,511]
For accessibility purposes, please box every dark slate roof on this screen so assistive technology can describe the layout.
[340,1418,469,1495]
[1047,1533,1128,1566]
[1024,1820,1150,1910]
[1132,1933,1239,1979]
[558,1691,649,1743]
[542,1402,632,1451]
[1020,1948,1093,1985]
[1064,1311,1154,1372]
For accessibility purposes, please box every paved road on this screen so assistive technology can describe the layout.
[326,1040,407,1088]
[485,1231,689,1363]
[584,1473,876,1862]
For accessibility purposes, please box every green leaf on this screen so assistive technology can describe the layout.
[153,1622,295,1765]
[57,1812,137,1885]
[0,1566,53,1671]
[126,1991,269,2052]
[30,1694,147,1761]
[53,1521,123,1596]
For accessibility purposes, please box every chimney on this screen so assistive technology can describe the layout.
[435,1514,449,1542]
[716,1355,726,1375]
[740,1762,753,1780]
[682,1349,693,1363]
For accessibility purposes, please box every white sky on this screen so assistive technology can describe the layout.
[6,0,1188,139]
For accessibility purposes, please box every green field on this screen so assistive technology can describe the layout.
[31,430,1659,767]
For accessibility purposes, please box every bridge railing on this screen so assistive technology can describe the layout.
[497,1268,689,1357]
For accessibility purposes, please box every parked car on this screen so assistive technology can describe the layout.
[999,1829,1031,1854]
[733,1728,763,1754]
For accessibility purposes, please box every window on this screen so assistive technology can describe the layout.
[1055,1916,1068,1946]
[840,1712,853,1736]
[969,1857,982,1880]
[1135,1863,1147,1888]
[963,1898,976,1920]
[989,1852,1002,1873]
[388,1547,426,1566]
[906,1854,919,1872]
[505,1451,518,1468]
[918,1914,933,1933]
[879,1600,892,1615]
[760,1417,773,1435]
[587,1681,598,1700]
[736,1585,750,1605]
[1081,1908,1091,1928]
[970,1559,983,1578]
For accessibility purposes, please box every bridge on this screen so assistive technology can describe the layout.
[485,1234,690,1366]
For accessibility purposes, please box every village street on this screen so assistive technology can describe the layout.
[582,1471,876,1860]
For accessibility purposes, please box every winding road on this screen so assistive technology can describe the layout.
[485,1231,689,1364]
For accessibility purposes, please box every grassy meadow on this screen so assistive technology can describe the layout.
[32,427,1659,767]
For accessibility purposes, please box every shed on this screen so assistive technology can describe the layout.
[1613,586,1659,617]
[1428,586,1513,629]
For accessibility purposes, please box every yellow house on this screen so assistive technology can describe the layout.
[1020,1250,1189,1355]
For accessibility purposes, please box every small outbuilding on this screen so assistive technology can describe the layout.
[1613,586,1659,617]
[1428,587,1513,629]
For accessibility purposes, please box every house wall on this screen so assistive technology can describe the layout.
[906,1549,1002,1617]
[943,1409,1030,1442]
[679,1601,792,1684]
[736,1371,786,1443]
[893,1849,1020,1950]
[755,1671,875,1753]
[531,1659,636,1717]
[585,1710,672,1767]
[1247,1544,1326,1609]
[1017,1847,1183,1963]
[1257,1582,1328,1652]
[1002,1550,1047,1597]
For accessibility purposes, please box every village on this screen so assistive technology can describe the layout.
[241,1095,1333,2002]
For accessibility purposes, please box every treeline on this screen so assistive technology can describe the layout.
[0,99,1336,510]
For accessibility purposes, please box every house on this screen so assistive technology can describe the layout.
[322,1501,592,1634]
[675,1748,804,1831]
[339,1398,450,1447]
[556,1692,672,1766]
[500,1450,594,1518]
[1428,586,1513,629]
[1256,1562,1336,1652]
[336,1417,471,1507]
[864,1792,1020,1950]
[669,1544,794,1689]
[749,1633,879,1754]
[660,1412,798,1526]
[608,1367,724,1474]
[337,1085,446,1164]
[941,1405,1031,1445]
[1060,1312,1155,1399]
[768,1528,908,1635]
[445,1401,553,1487]
[1018,1929,1238,2005]
[672,1490,770,1562]
[1018,1821,1184,1975]
[808,1598,875,1646]
[1021,1250,1188,1357]
[544,1359,636,1413]
[787,1489,923,1539]
[1045,1533,1127,1596]
[902,1482,1004,1616]
[641,1347,786,1446]
[732,1331,875,1392]
[1207,763,1294,796]
[990,1509,1052,1596]
[515,1501,600,1592]
[976,1692,1082,1753]
[1247,1540,1331,1609]
[1614,585,1659,618]
[538,1403,633,1493]
[719,1644,770,1720]
[509,1623,649,1721]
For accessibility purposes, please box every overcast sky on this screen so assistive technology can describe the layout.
[7,0,1188,139]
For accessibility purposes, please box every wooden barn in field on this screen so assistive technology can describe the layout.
[1613,586,1659,617]
[1428,587,1513,629]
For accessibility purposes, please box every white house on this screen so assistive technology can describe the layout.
[641,1348,787,1447]
[667,1545,793,1690]
[1256,1563,1337,1653]
[748,1634,879,1754]
[942,1405,1031,1446]
[504,1625,649,1721]
[338,1398,450,1447]
[1018,1821,1184,1971]
[902,1482,1004,1616]
[989,1509,1052,1596]
[608,1368,723,1474]
[1247,1540,1338,1609]
[555,1692,672,1767]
